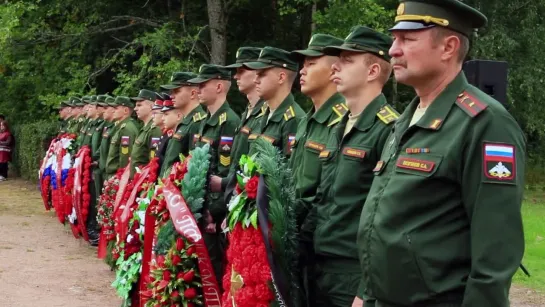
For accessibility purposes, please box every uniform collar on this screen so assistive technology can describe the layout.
[249,99,266,117]
[266,93,295,123]
[205,102,229,126]
[182,104,206,124]
[353,93,387,132]
[400,71,468,131]
[311,92,344,124]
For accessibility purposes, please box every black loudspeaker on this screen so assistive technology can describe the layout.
[463,60,508,109]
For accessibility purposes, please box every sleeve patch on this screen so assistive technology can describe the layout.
[220,154,231,166]
[121,136,130,146]
[220,136,233,152]
[483,143,516,184]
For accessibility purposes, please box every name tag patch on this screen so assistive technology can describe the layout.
[248,134,258,140]
[319,150,330,158]
[342,147,366,159]
[201,136,213,145]
[261,135,276,144]
[173,133,182,140]
[241,126,251,134]
[396,157,434,173]
[305,140,325,152]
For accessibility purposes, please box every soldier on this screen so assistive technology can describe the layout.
[287,33,346,306]
[160,98,183,169]
[58,100,73,134]
[69,97,85,134]
[209,47,265,196]
[159,72,207,176]
[291,26,396,307]
[244,46,305,157]
[153,93,174,172]
[188,64,241,288]
[81,96,100,148]
[91,95,110,194]
[356,1,525,307]
[130,89,162,174]
[105,96,141,178]
[98,96,118,180]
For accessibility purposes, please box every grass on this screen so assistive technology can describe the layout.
[513,190,545,291]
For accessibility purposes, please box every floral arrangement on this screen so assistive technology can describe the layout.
[71,146,93,241]
[51,133,77,224]
[145,144,214,307]
[97,169,123,262]
[222,138,301,307]
[39,138,58,211]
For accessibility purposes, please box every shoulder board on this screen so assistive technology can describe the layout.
[377,104,400,125]
[256,105,268,119]
[283,106,296,121]
[193,112,206,123]
[455,91,488,118]
[219,112,227,125]
[328,103,349,127]
[120,123,126,129]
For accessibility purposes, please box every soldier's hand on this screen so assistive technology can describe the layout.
[209,175,222,192]
[352,297,364,307]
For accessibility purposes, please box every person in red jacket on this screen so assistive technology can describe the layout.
[0,120,13,180]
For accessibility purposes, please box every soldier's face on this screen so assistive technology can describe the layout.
[87,105,97,117]
[300,56,336,96]
[171,87,190,109]
[135,100,153,120]
[254,68,280,100]
[389,29,442,86]
[152,111,163,128]
[113,106,125,120]
[96,106,105,117]
[162,111,180,130]
[331,51,369,96]
[197,80,218,105]
[234,68,256,94]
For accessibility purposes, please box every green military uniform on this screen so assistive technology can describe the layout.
[289,34,346,226]
[160,72,207,176]
[98,96,118,180]
[290,28,397,307]
[357,2,525,307]
[105,96,141,177]
[188,65,241,287]
[130,89,162,172]
[81,96,101,148]
[58,101,72,135]
[244,46,306,157]
[221,47,266,191]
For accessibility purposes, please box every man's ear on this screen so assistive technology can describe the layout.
[442,35,460,62]
[368,62,381,82]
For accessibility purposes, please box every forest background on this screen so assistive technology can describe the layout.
[1,0,544,185]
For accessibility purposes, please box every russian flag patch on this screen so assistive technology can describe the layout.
[483,143,515,183]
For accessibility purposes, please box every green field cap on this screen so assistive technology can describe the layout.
[323,26,393,62]
[131,89,157,101]
[225,47,262,69]
[160,72,198,90]
[291,34,344,58]
[244,46,299,72]
[187,65,232,84]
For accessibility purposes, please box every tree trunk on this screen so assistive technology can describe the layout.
[206,0,227,64]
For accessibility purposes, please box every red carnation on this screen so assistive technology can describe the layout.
[162,270,171,282]
[176,272,184,280]
[157,255,166,267]
[176,238,185,251]
[182,270,195,282]
[162,212,169,221]
[171,255,181,266]
[246,176,259,199]
[184,288,197,299]
[187,303,195,307]
[186,246,196,256]
[171,290,179,299]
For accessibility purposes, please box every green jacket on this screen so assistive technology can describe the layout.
[357,72,526,306]
[99,121,116,173]
[91,120,107,162]
[130,120,162,171]
[248,93,305,158]
[105,117,141,176]
[193,102,240,223]
[58,119,69,135]
[221,99,266,190]
[305,94,395,264]
[81,118,101,148]
[290,93,346,226]
[161,105,207,176]
[74,118,90,149]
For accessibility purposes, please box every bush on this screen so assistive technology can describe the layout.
[12,120,59,182]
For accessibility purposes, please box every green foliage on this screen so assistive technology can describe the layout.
[11,120,59,181]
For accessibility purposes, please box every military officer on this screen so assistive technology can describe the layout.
[209,47,265,196]
[153,93,174,172]
[244,46,305,157]
[91,95,110,194]
[188,64,241,287]
[356,2,525,307]
[98,96,118,181]
[291,27,396,307]
[130,89,162,174]
[105,96,141,178]
[159,72,207,177]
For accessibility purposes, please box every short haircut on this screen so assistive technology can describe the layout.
[363,54,392,85]
[432,27,470,63]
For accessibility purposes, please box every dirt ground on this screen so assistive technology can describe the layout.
[0,178,543,306]
[0,179,121,307]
